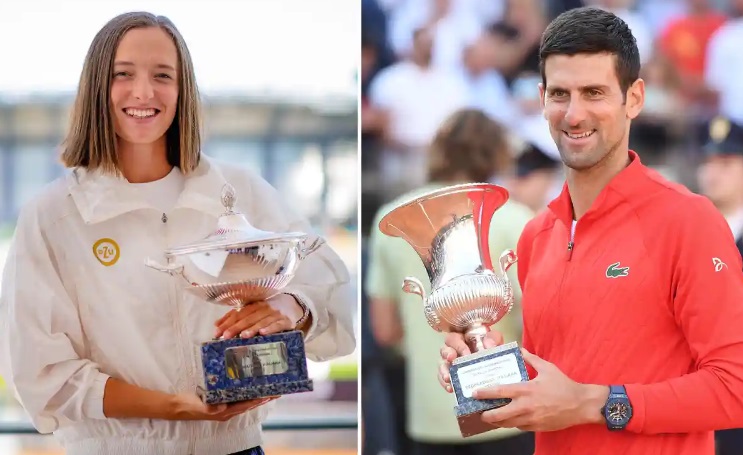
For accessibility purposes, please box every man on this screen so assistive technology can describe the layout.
[367,26,470,199]
[697,116,743,254]
[705,0,743,125]
[436,7,743,455]
[696,115,743,455]
[658,0,725,109]
[368,109,535,455]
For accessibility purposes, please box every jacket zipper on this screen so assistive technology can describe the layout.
[547,219,577,340]
[162,212,196,454]
[567,220,576,261]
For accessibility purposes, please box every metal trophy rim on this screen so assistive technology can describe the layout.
[164,232,308,258]
[377,182,510,235]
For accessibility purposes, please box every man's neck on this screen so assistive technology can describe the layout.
[411,55,431,70]
[566,150,631,220]
[117,139,173,183]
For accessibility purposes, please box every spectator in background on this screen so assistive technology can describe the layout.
[461,36,521,130]
[657,0,725,116]
[697,116,743,255]
[486,0,546,88]
[704,0,743,126]
[368,26,469,200]
[587,0,652,65]
[509,140,562,215]
[362,0,395,95]
[629,51,687,161]
[366,109,535,455]
[388,0,484,72]
[361,29,390,231]
[637,0,688,38]
[467,0,547,123]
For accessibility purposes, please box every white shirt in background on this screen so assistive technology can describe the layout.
[705,19,743,125]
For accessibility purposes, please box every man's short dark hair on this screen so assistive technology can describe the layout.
[539,7,640,99]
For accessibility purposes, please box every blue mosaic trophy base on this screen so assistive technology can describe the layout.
[449,341,529,437]
[197,330,313,405]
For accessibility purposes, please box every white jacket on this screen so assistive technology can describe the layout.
[0,155,356,455]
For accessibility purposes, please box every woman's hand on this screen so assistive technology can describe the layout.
[215,294,305,339]
[169,393,278,422]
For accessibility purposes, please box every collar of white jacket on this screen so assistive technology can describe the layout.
[68,154,229,225]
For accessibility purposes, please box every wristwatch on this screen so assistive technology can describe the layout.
[601,385,633,431]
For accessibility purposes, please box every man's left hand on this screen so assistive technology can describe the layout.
[215,294,304,339]
[474,349,608,432]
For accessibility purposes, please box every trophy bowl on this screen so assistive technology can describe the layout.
[145,184,320,404]
[378,183,529,438]
[145,184,323,307]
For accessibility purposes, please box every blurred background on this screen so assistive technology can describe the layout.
[0,1,359,454]
[361,0,743,454]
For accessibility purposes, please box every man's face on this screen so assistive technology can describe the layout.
[463,36,492,75]
[539,53,644,171]
[698,154,743,207]
[413,28,433,62]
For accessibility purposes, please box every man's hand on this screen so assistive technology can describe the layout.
[215,294,304,339]
[169,393,278,422]
[474,349,608,432]
[437,330,504,393]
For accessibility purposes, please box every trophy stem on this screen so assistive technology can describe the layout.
[464,324,489,352]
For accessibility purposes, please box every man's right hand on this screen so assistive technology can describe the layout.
[169,393,278,422]
[437,331,504,393]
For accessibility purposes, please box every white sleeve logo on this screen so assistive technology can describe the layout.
[712,257,728,272]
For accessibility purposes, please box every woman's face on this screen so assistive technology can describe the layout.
[110,27,179,148]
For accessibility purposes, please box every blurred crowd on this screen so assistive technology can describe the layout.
[360,0,743,454]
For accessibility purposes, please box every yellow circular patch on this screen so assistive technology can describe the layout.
[92,238,120,267]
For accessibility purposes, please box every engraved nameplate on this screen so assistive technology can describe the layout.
[456,352,523,399]
[224,342,289,379]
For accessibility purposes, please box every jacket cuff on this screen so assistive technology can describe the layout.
[284,291,320,342]
[82,374,111,420]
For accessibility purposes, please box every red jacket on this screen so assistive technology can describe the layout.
[517,151,743,454]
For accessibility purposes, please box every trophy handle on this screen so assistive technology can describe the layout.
[298,237,325,260]
[402,277,426,300]
[498,250,518,276]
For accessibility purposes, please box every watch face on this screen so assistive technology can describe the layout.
[607,401,630,424]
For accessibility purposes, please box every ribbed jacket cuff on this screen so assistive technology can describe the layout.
[82,374,110,420]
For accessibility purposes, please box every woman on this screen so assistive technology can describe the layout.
[0,11,355,455]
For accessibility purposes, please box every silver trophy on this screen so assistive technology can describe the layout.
[145,184,322,404]
[378,183,528,437]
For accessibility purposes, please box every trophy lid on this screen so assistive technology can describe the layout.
[165,184,306,257]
